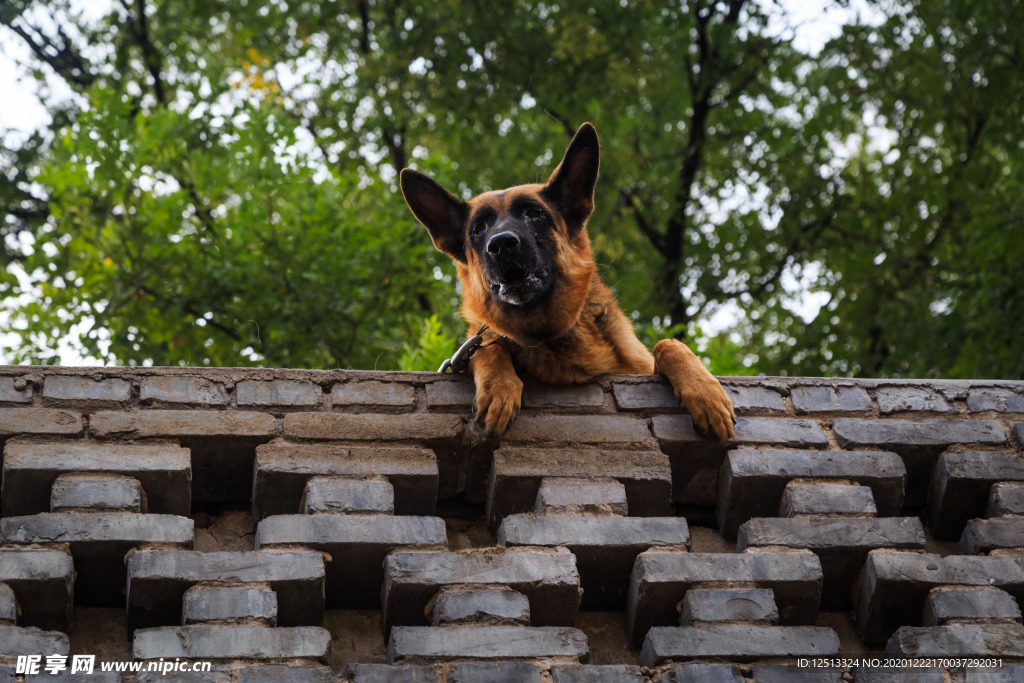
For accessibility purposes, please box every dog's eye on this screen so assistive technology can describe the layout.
[522,207,545,223]
[470,217,489,237]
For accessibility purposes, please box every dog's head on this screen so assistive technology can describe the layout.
[401,123,600,335]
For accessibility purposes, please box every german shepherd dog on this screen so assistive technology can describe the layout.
[400,123,736,441]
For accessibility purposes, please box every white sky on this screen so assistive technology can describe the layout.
[0,0,883,366]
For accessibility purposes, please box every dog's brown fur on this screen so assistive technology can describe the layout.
[401,123,736,440]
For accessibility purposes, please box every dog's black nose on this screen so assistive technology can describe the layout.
[486,231,520,255]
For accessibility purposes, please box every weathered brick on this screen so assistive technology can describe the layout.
[26,670,124,682]
[183,585,278,625]
[236,379,321,406]
[253,442,437,519]
[752,665,842,683]
[679,588,778,625]
[256,514,446,606]
[738,517,925,608]
[779,482,878,518]
[303,476,395,515]
[499,514,689,608]
[386,625,588,663]
[332,380,416,407]
[382,548,580,634]
[50,473,144,513]
[649,415,728,505]
[523,383,605,408]
[929,451,1024,539]
[551,665,644,683]
[0,583,16,624]
[502,414,652,445]
[91,410,278,438]
[876,387,955,414]
[133,624,331,663]
[655,415,828,448]
[791,385,871,413]
[850,668,945,683]
[0,408,82,436]
[535,477,628,516]
[834,418,1007,449]
[640,624,839,666]
[140,375,228,405]
[237,664,335,683]
[626,550,823,646]
[136,670,231,683]
[3,439,191,516]
[989,482,1024,517]
[1015,423,1024,451]
[716,449,905,537]
[431,586,530,626]
[43,375,131,403]
[486,447,672,527]
[722,385,786,414]
[0,549,73,632]
[0,624,70,657]
[652,663,743,683]
[966,388,1024,413]
[611,381,678,410]
[425,378,475,407]
[449,662,543,683]
[127,549,326,633]
[885,623,1024,657]
[284,412,461,440]
[856,551,1024,645]
[0,376,32,403]
[345,664,441,683]
[922,586,1022,625]
[960,518,1024,554]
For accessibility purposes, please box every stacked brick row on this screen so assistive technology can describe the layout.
[1,368,1023,681]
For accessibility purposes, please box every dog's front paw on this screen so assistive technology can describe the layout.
[680,379,736,442]
[474,375,523,435]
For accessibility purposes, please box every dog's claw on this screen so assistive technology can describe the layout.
[474,377,523,436]
[678,382,736,442]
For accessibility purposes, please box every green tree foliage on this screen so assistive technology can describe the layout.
[1,0,1020,377]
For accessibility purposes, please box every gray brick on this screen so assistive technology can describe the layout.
[253,442,438,519]
[237,379,321,406]
[425,378,475,407]
[382,547,580,634]
[791,385,872,413]
[50,473,143,513]
[834,418,1007,449]
[183,585,278,625]
[0,666,10,683]
[523,383,605,408]
[536,477,628,515]
[386,625,587,663]
[133,624,331,663]
[431,586,530,626]
[345,664,441,683]
[0,408,82,436]
[876,387,955,414]
[923,586,1022,625]
[551,665,643,683]
[486,447,672,527]
[500,514,689,608]
[885,623,1024,657]
[752,665,842,683]
[856,552,1024,645]
[0,376,32,403]
[332,380,416,407]
[43,375,131,403]
[738,517,925,608]
[2,439,191,517]
[722,385,786,414]
[640,624,839,666]
[967,388,1024,413]
[137,670,231,683]
[502,414,653,445]
[90,409,278,438]
[626,550,823,646]
[237,665,335,683]
[284,412,461,440]
[611,381,678,410]
[1016,423,1024,451]
[716,449,905,537]
[679,588,778,625]
[852,668,945,683]
[779,483,878,517]
[960,517,1024,554]
[140,375,228,405]
[126,549,326,634]
[303,476,395,515]
[0,583,16,624]
[929,451,1024,539]
[0,549,73,632]
[652,663,743,683]
[963,665,1024,682]
[649,415,728,505]
[256,515,446,605]
[989,482,1024,516]
[26,671,124,683]
[449,662,543,683]
[0,624,70,657]
[655,415,828,447]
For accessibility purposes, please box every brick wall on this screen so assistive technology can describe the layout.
[1,367,1023,681]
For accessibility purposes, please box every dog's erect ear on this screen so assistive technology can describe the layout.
[400,169,469,263]
[543,122,600,232]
